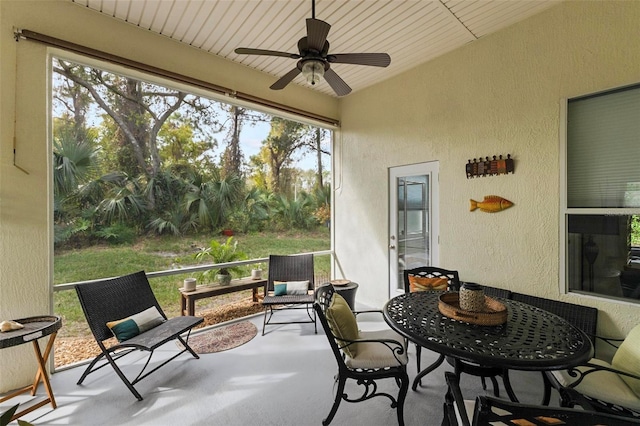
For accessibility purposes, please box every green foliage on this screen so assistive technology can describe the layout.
[147,208,198,236]
[261,117,314,194]
[52,56,333,249]
[95,172,148,224]
[0,404,33,426]
[194,237,248,282]
[185,171,244,229]
[94,223,137,244]
[269,193,316,230]
[54,218,92,245]
[53,120,99,197]
[632,215,640,246]
[159,114,218,173]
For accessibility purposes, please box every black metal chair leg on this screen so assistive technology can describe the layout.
[323,376,346,426]
[397,371,409,426]
[77,352,107,385]
[541,371,552,406]
[104,351,143,401]
[503,370,519,402]
[262,307,269,336]
[489,376,500,397]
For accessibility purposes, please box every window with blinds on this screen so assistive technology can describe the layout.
[564,84,640,302]
[567,86,640,208]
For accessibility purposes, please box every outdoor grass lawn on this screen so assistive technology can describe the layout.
[54,229,330,337]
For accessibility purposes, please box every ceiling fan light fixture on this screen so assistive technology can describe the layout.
[301,60,324,85]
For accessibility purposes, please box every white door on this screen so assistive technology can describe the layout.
[389,162,439,297]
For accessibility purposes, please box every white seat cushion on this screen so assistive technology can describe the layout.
[345,329,408,369]
[551,357,640,411]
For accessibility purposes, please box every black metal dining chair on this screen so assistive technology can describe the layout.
[315,285,409,425]
[546,323,640,419]
[511,292,598,405]
[443,371,639,426]
[403,266,459,388]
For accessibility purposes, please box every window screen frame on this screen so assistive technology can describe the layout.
[560,82,640,304]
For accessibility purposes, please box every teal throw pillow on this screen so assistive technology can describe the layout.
[273,280,309,296]
[106,306,165,342]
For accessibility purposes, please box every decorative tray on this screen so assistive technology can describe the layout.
[438,292,507,326]
[330,279,351,286]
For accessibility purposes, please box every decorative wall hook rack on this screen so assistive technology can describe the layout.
[466,154,514,178]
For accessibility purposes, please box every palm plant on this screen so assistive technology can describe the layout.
[147,206,198,236]
[53,126,99,197]
[194,236,247,285]
[270,193,315,229]
[96,171,147,225]
[185,171,244,231]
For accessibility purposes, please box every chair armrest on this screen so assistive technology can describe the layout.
[593,334,624,349]
[353,309,383,316]
[558,386,598,411]
[334,334,406,364]
[564,361,640,388]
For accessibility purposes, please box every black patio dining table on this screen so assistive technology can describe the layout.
[383,291,593,400]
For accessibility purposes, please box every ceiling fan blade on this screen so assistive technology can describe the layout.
[328,53,391,67]
[324,68,351,96]
[235,48,300,59]
[270,68,302,90]
[306,18,331,52]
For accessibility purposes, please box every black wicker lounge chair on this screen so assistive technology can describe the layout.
[262,254,316,335]
[75,271,203,400]
[315,285,409,426]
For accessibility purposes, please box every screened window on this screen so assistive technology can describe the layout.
[565,84,640,301]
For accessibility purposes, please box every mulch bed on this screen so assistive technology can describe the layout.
[54,298,263,368]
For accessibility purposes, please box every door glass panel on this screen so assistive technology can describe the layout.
[397,175,429,290]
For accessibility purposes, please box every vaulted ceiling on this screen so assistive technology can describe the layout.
[70,0,560,97]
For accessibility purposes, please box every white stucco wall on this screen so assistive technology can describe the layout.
[335,1,640,339]
[0,0,337,392]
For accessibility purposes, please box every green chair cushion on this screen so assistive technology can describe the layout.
[612,324,640,398]
[325,293,358,357]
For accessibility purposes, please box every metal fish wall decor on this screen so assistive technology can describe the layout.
[470,196,513,213]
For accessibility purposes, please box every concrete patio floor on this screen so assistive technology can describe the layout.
[3,308,555,426]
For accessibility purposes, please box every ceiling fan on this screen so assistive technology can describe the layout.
[234,0,391,96]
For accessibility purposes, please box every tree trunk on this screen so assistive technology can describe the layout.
[315,128,323,190]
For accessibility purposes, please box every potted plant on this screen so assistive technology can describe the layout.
[251,263,263,280]
[195,236,247,286]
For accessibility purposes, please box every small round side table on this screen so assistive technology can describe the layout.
[328,281,359,311]
[0,315,61,422]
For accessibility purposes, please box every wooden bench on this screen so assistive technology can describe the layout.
[179,277,267,316]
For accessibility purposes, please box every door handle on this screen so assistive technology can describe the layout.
[389,245,396,249]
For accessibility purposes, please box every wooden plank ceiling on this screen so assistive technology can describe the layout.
[70,0,560,97]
